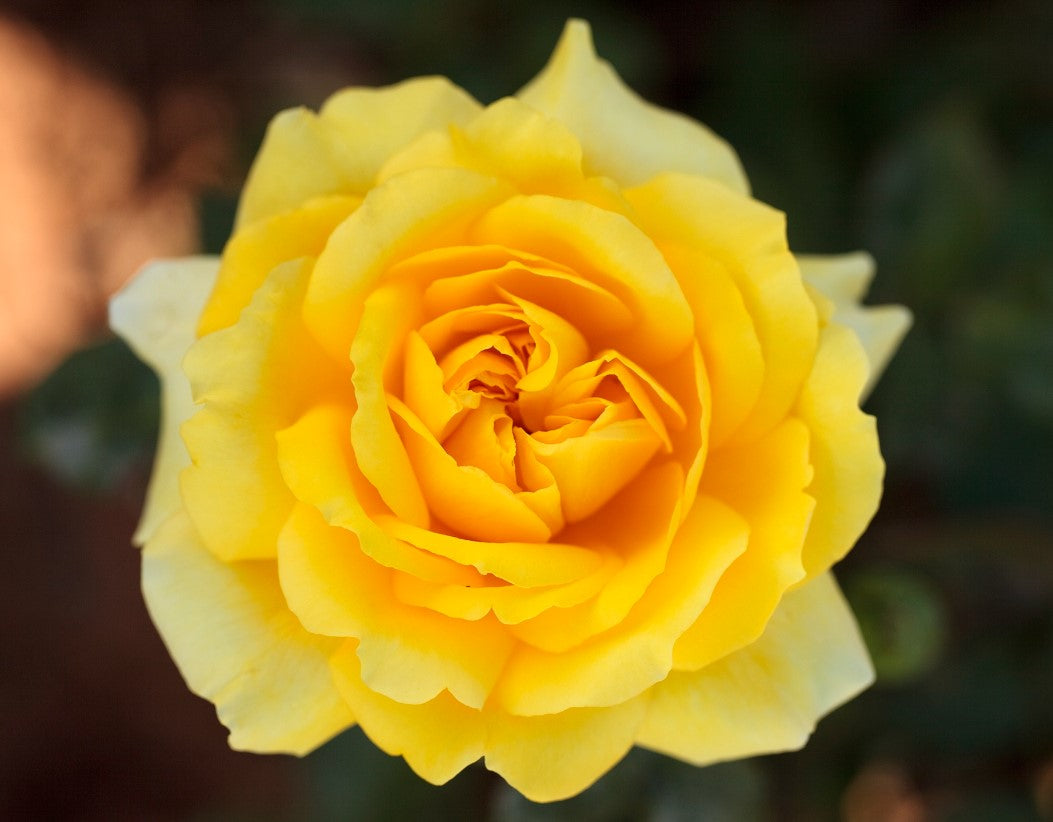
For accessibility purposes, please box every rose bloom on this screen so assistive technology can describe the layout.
[110,21,909,802]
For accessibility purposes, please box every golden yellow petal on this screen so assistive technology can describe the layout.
[304,167,512,363]
[518,19,749,193]
[391,552,617,625]
[108,257,218,545]
[507,461,685,653]
[496,492,747,715]
[275,402,477,585]
[518,418,662,523]
[142,510,353,754]
[627,173,818,444]
[471,194,694,366]
[656,244,765,447]
[673,418,812,670]
[377,514,602,590]
[637,572,873,764]
[410,245,635,340]
[278,501,512,709]
[389,395,557,542]
[350,280,430,528]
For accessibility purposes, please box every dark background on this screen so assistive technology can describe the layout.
[1,1,1051,819]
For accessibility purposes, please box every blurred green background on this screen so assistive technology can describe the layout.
[1,1,1051,819]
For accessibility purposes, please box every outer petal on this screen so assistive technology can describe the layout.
[142,510,353,754]
[236,77,482,228]
[330,643,486,786]
[795,322,884,578]
[108,257,218,545]
[636,572,873,764]
[798,252,912,399]
[199,195,359,336]
[518,20,748,193]
[181,258,344,561]
[485,693,650,803]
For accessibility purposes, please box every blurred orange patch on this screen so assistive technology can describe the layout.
[0,15,228,396]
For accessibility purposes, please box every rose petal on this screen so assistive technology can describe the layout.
[380,96,585,196]
[330,643,486,785]
[350,280,431,528]
[626,173,818,444]
[181,258,345,561]
[275,402,477,585]
[484,693,650,803]
[391,552,618,624]
[304,167,512,363]
[795,322,884,578]
[278,501,512,709]
[108,256,218,545]
[409,245,635,339]
[507,461,686,653]
[378,514,602,590]
[673,418,812,670]
[798,252,912,399]
[471,194,694,366]
[518,19,749,194]
[237,77,482,228]
[198,195,359,336]
[389,395,559,541]
[495,489,747,716]
[142,510,353,755]
[637,572,874,764]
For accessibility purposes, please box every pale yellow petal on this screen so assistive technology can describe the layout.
[637,572,873,764]
[485,694,650,803]
[199,195,359,336]
[181,258,344,561]
[237,77,481,228]
[108,257,218,545]
[142,510,353,754]
[380,96,585,195]
[795,322,884,578]
[330,643,486,785]
[798,252,912,399]
[518,19,748,193]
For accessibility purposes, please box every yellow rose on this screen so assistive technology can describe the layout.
[110,20,910,802]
